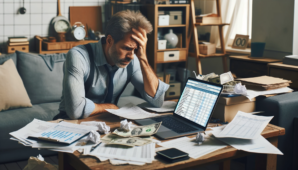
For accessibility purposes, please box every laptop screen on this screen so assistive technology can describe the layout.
[174,79,222,127]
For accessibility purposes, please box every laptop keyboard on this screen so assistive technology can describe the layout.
[152,116,197,133]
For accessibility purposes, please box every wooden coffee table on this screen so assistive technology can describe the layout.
[58,112,285,170]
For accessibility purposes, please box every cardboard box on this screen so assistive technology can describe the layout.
[199,43,216,55]
[169,11,182,25]
[7,45,29,54]
[212,96,256,122]
[158,15,169,26]
[166,81,181,98]
[158,40,167,50]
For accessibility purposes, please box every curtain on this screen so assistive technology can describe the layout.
[206,0,251,48]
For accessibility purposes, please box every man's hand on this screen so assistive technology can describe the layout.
[131,27,148,61]
[90,103,119,117]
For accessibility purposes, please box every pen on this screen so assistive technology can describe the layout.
[90,142,102,152]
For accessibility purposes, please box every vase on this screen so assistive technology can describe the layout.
[164,29,178,48]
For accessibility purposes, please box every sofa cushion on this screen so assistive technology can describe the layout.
[16,51,66,104]
[0,59,32,111]
[0,102,60,151]
[0,53,17,65]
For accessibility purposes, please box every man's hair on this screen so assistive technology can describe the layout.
[105,10,153,43]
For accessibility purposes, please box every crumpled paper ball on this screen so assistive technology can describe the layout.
[120,119,135,131]
[87,130,101,143]
[195,132,205,145]
[81,121,110,134]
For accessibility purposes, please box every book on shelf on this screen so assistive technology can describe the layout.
[8,36,28,42]
[8,41,29,46]
[196,13,221,24]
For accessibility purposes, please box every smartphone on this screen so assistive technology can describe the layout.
[156,148,189,163]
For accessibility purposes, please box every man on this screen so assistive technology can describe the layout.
[57,10,169,120]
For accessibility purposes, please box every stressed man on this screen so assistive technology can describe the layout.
[57,10,169,120]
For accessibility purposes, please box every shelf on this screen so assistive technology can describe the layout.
[157,48,187,52]
[189,52,227,58]
[156,59,187,64]
[157,25,186,28]
[194,23,230,26]
[147,4,189,7]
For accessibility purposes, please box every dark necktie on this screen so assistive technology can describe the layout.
[104,65,115,103]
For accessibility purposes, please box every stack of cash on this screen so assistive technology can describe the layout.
[101,122,162,147]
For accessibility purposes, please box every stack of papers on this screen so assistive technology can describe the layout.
[238,76,291,91]
[9,119,99,153]
[84,142,156,165]
[212,111,283,155]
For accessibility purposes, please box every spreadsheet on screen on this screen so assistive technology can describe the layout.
[175,80,221,127]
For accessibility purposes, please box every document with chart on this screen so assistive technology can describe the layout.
[29,121,97,144]
[213,111,273,139]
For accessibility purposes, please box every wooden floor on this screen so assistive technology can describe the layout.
[0,155,245,170]
[0,155,58,170]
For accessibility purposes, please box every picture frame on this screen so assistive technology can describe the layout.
[232,34,249,49]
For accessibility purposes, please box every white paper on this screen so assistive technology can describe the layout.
[245,87,293,101]
[109,159,146,166]
[213,111,273,139]
[86,142,155,163]
[216,135,283,155]
[10,119,56,146]
[158,133,227,159]
[80,121,110,134]
[10,119,56,144]
[220,71,234,84]
[30,122,97,144]
[145,101,177,112]
[106,103,160,120]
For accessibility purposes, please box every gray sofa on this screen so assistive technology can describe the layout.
[0,51,142,163]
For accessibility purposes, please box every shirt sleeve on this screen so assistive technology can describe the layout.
[62,48,95,119]
[130,57,169,108]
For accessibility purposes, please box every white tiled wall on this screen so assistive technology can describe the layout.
[0,0,107,52]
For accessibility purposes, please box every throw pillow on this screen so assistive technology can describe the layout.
[0,53,17,66]
[16,51,66,104]
[0,59,32,111]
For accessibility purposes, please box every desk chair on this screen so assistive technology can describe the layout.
[256,92,298,170]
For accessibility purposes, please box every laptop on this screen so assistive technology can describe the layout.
[135,77,223,139]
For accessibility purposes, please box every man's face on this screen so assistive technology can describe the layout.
[108,33,138,68]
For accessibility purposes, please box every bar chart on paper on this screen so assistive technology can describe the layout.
[175,80,221,127]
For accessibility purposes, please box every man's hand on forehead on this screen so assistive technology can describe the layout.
[131,27,148,60]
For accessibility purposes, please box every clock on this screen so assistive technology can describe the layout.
[232,34,249,49]
[54,19,71,33]
[71,22,86,41]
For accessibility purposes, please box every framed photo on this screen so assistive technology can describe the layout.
[232,34,249,49]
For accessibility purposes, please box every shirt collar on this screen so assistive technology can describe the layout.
[94,37,108,67]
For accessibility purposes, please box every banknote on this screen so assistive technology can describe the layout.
[108,137,151,147]
[208,76,220,84]
[101,133,151,147]
[220,71,234,84]
[112,122,162,137]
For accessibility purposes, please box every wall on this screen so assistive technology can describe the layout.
[0,0,107,52]
[187,0,225,76]
[252,0,294,59]
[293,0,298,55]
